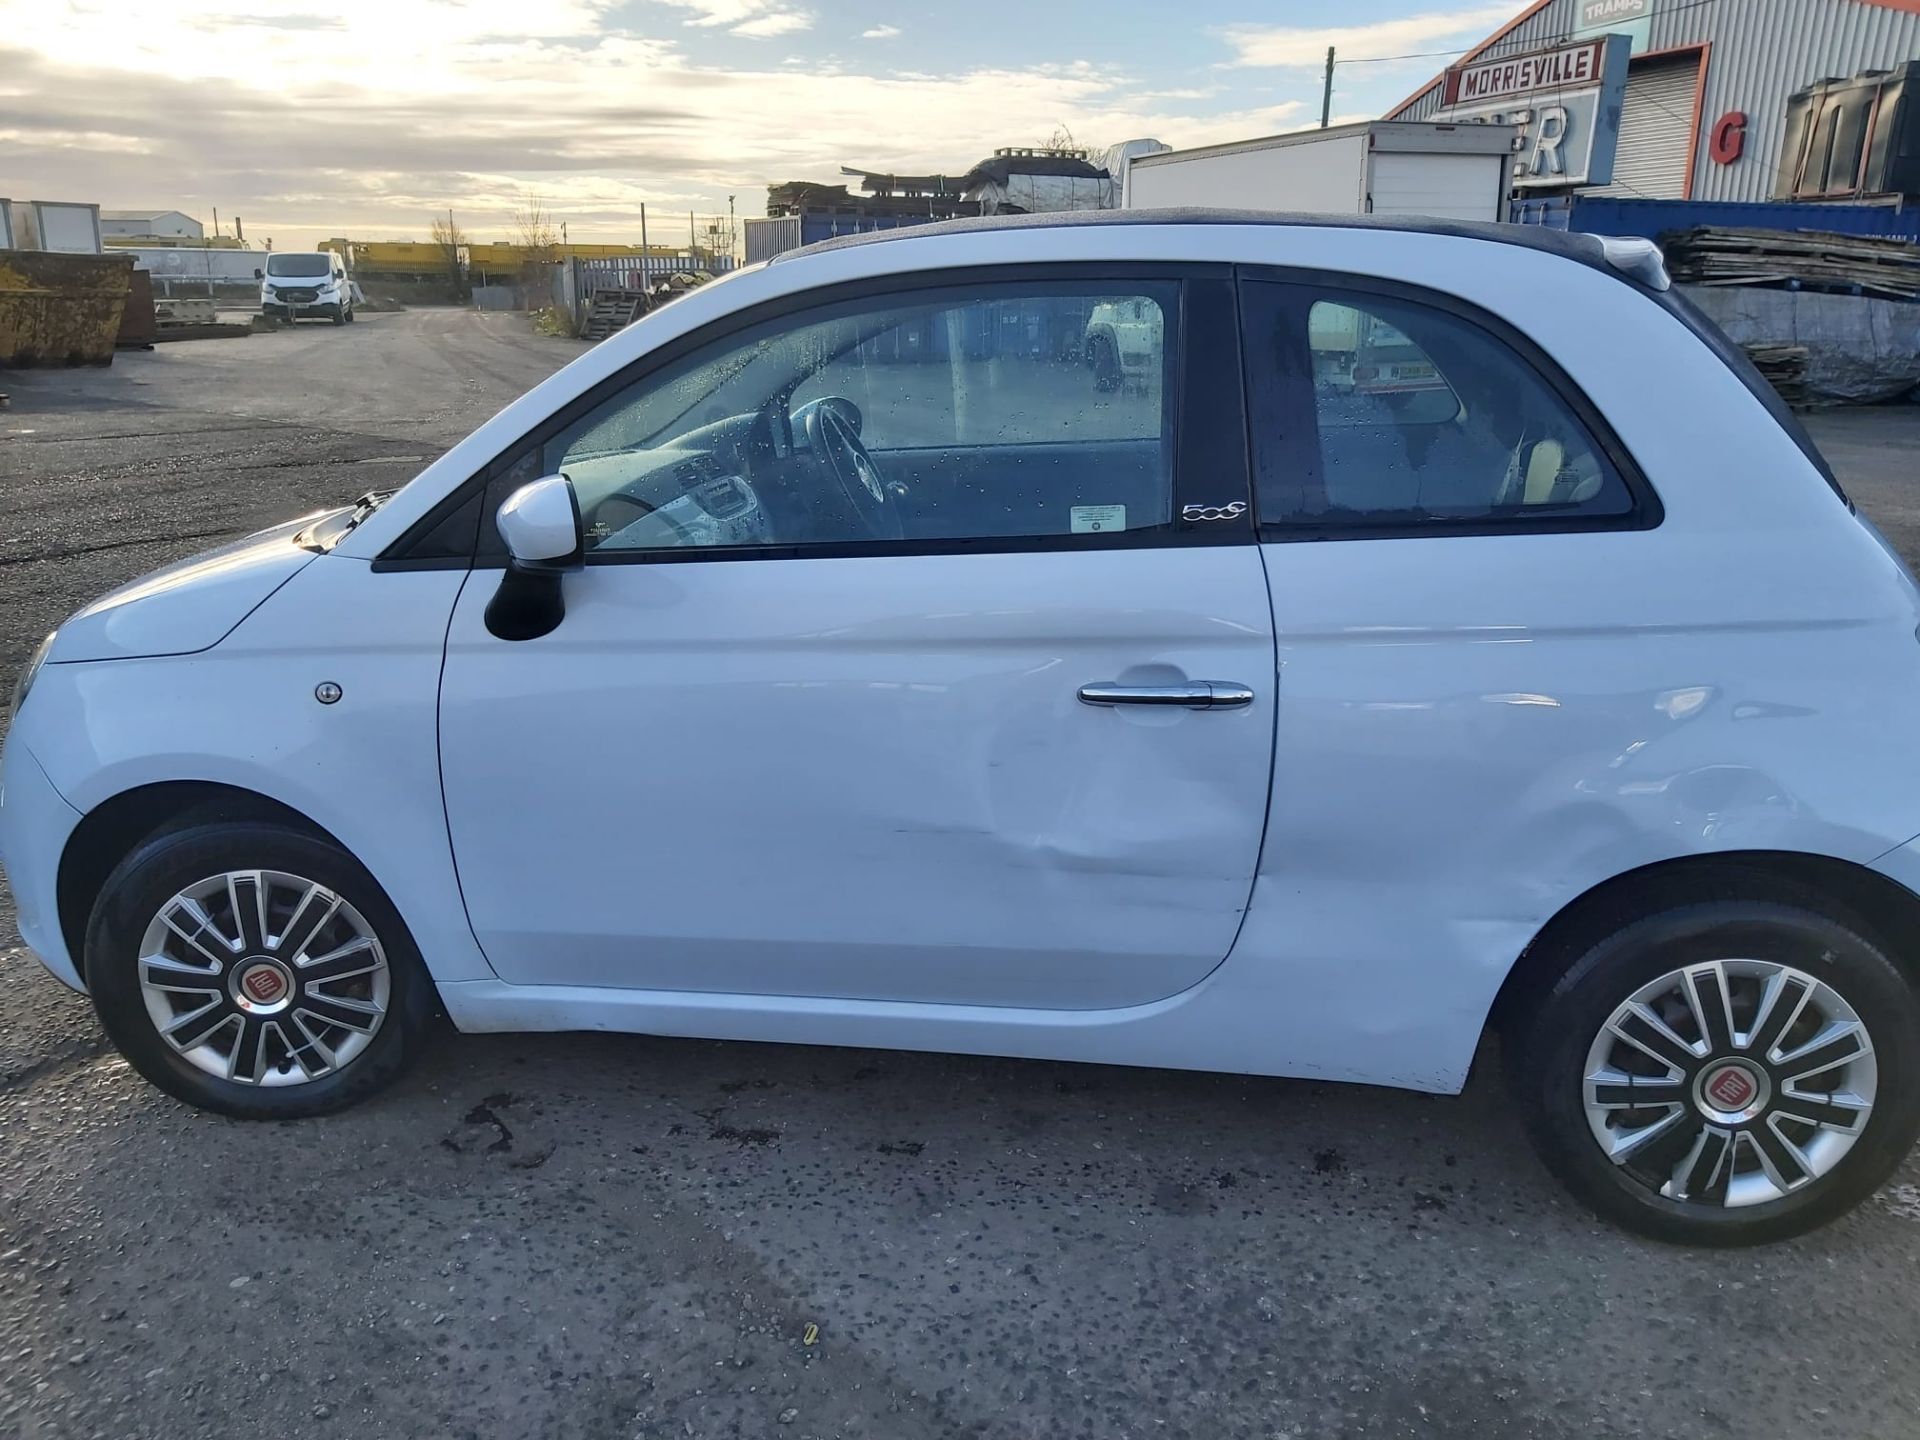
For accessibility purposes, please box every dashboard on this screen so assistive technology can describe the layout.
[564,398,865,554]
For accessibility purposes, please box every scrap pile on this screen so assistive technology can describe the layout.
[1662,227,1920,301]
[1742,342,1810,406]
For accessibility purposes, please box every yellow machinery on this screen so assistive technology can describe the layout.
[320,239,450,279]
[103,234,245,249]
[321,237,685,283]
[466,241,678,274]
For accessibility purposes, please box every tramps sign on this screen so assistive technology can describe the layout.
[1575,0,1656,53]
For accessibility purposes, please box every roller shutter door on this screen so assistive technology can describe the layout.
[1592,55,1699,199]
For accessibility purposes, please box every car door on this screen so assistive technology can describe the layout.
[1235,270,1666,1069]
[434,268,1277,1009]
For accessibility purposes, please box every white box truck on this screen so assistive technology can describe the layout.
[1122,120,1518,222]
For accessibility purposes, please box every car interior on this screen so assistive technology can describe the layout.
[546,291,1178,552]
[1305,299,1613,519]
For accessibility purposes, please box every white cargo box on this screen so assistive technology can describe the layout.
[1123,120,1519,223]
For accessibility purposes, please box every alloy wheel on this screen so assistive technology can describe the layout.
[1583,959,1877,1208]
[136,869,390,1087]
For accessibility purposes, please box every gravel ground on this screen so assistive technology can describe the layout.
[4,313,1920,1440]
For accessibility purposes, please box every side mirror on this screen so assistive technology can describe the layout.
[486,476,582,641]
[254,268,264,279]
[498,476,583,570]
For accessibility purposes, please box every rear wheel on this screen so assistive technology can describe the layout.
[85,822,434,1118]
[1511,896,1920,1245]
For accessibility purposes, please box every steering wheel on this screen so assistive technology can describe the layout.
[802,399,902,542]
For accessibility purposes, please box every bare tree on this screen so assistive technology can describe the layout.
[1044,124,1092,158]
[511,194,562,301]
[512,194,561,264]
[430,211,469,300]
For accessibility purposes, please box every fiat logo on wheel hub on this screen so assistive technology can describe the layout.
[235,961,292,1010]
[1705,1065,1756,1109]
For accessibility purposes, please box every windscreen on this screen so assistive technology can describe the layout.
[267,253,332,277]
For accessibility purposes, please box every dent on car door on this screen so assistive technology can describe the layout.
[435,270,1279,1009]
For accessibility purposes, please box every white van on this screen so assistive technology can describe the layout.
[259,251,354,324]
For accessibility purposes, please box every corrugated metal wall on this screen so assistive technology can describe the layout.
[1388,0,1920,202]
[1590,55,1701,198]
[1692,0,1920,200]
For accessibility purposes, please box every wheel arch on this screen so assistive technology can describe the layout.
[56,780,343,982]
[1488,849,1920,1043]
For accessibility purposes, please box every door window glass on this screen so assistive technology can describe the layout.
[1254,288,1634,527]
[542,282,1177,554]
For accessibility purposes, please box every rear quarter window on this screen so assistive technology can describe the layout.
[1244,279,1653,536]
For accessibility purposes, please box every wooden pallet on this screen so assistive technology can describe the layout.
[1663,227,1920,301]
[581,289,647,341]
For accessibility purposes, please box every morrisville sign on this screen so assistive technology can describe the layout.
[1442,40,1608,106]
[1435,35,1630,190]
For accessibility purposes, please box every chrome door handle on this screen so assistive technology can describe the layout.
[1077,682,1255,710]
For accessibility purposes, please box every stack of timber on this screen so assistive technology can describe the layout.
[1663,227,1920,301]
[1742,342,1810,407]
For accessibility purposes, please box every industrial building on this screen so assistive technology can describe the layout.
[99,209,204,241]
[1386,0,1920,205]
[749,145,1159,261]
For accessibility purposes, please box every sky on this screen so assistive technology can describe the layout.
[0,1,1529,249]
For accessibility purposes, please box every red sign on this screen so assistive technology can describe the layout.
[1443,40,1607,106]
[1710,111,1747,164]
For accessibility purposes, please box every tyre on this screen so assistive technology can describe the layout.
[1510,893,1920,1245]
[84,822,434,1119]
[344,305,355,323]
[330,305,345,326]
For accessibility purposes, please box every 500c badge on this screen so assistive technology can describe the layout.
[1182,501,1249,523]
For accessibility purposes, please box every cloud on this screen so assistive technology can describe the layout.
[730,9,811,37]
[860,24,899,38]
[652,0,811,35]
[0,1,1363,245]
[1220,3,1519,68]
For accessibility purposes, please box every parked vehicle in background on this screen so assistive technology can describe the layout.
[1082,296,1163,392]
[1123,120,1517,222]
[259,250,354,324]
[7,211,1920,1247]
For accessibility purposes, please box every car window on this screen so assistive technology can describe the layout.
[266,253,331,277]
[1249,283,1636,530]
[791,294,1167,447]
[542,281,1177,555]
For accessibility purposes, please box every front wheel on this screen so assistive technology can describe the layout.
[330,305,345,325]
[1511,896,1920,1245]
[85,822,435,1118]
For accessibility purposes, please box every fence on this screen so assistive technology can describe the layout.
[560,254,739,329]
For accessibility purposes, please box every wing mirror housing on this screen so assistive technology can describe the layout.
[486,475,583,641]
